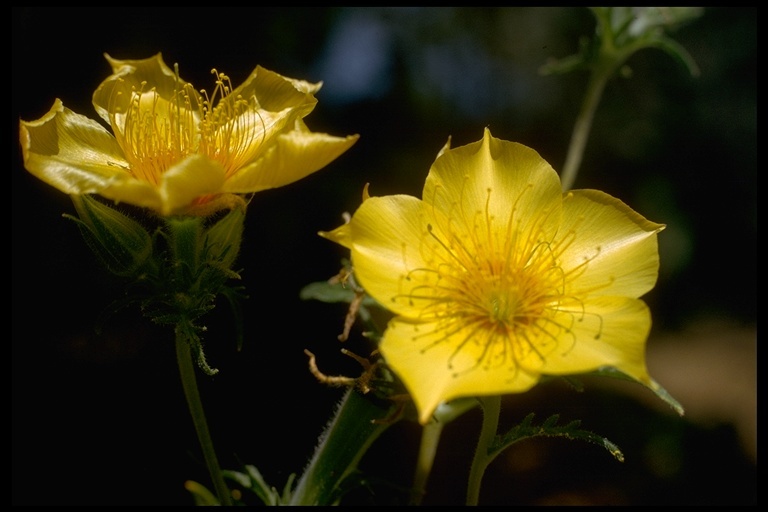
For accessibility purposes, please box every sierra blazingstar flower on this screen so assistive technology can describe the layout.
[19,53,359,216]
[321,128,665,424]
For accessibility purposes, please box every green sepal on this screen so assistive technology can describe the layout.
[203,205,246,274]
[65,194,152,277]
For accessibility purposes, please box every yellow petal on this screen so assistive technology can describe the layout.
[19,99,130,195]
[92,53,196,127]
[558,189,665,298]
[318,223,353,250]
[231,65,321,112]
[224,128,359,193]
[97,154,226,215]
[159,155,228,216]
[337,195,439,318]
[380,317,540,424]
[424,128,563,243]
[538,296,653,385]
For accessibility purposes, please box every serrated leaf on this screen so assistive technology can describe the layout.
[489,413,624,464]
[543,414,560,429]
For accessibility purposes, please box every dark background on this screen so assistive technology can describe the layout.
[12,7,756,506]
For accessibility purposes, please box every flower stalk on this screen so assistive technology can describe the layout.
[176,329,232,506]
[409,418,444,505]
[559,66,610,192]
[466,396,501,506]
[551,7,702,191]
[289,389,396,505]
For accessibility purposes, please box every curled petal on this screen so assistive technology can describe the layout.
[326,195,434,318]
[19,99,130,195]
[225,124,359,193]
[558,189,664,299]
[92,52,198,127]
[158,155,228,215]
[96,155,227,215]
[230,65,320,112]
[424,128,563,243]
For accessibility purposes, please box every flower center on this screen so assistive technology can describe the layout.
[396,184,592,377]
[109,69,265,186]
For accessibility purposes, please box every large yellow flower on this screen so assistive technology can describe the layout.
[321,128,665,424]
[19,53,359,216]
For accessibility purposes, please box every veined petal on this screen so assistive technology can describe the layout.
[224,126,359,192]
[424,128,563,243]
[340,195,438,318]
[97,154,227,215]
[538,296,653,385]
[557,189,665,298]
[19,99,131,195]
[231,65,320,113]
[211,106,298,175]
[159,155,228,216]
[380,317,541,424]
[98,178,163,213]
[92,53,198,126]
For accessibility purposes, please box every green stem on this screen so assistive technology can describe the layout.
[409,420,444,505]
[559,66,610,192]
[289,388,396,506]
[175,330,232,506]
[466,395,501,506]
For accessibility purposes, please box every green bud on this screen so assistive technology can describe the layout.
[66,194,153,277]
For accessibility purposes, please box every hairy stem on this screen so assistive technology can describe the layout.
[176,329,232,506]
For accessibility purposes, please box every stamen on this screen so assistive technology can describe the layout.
[107,64,266,196]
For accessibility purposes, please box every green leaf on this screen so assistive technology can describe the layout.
[300,280,374,306]
[488,413,624,464]
[589,367,685,417]
[221,464,283,506]
[648,35,701,77]
[299,279,381,326]
[184,479,220,506]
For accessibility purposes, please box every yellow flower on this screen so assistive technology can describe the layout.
[321,128,665,424]
[19,53,359,216]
